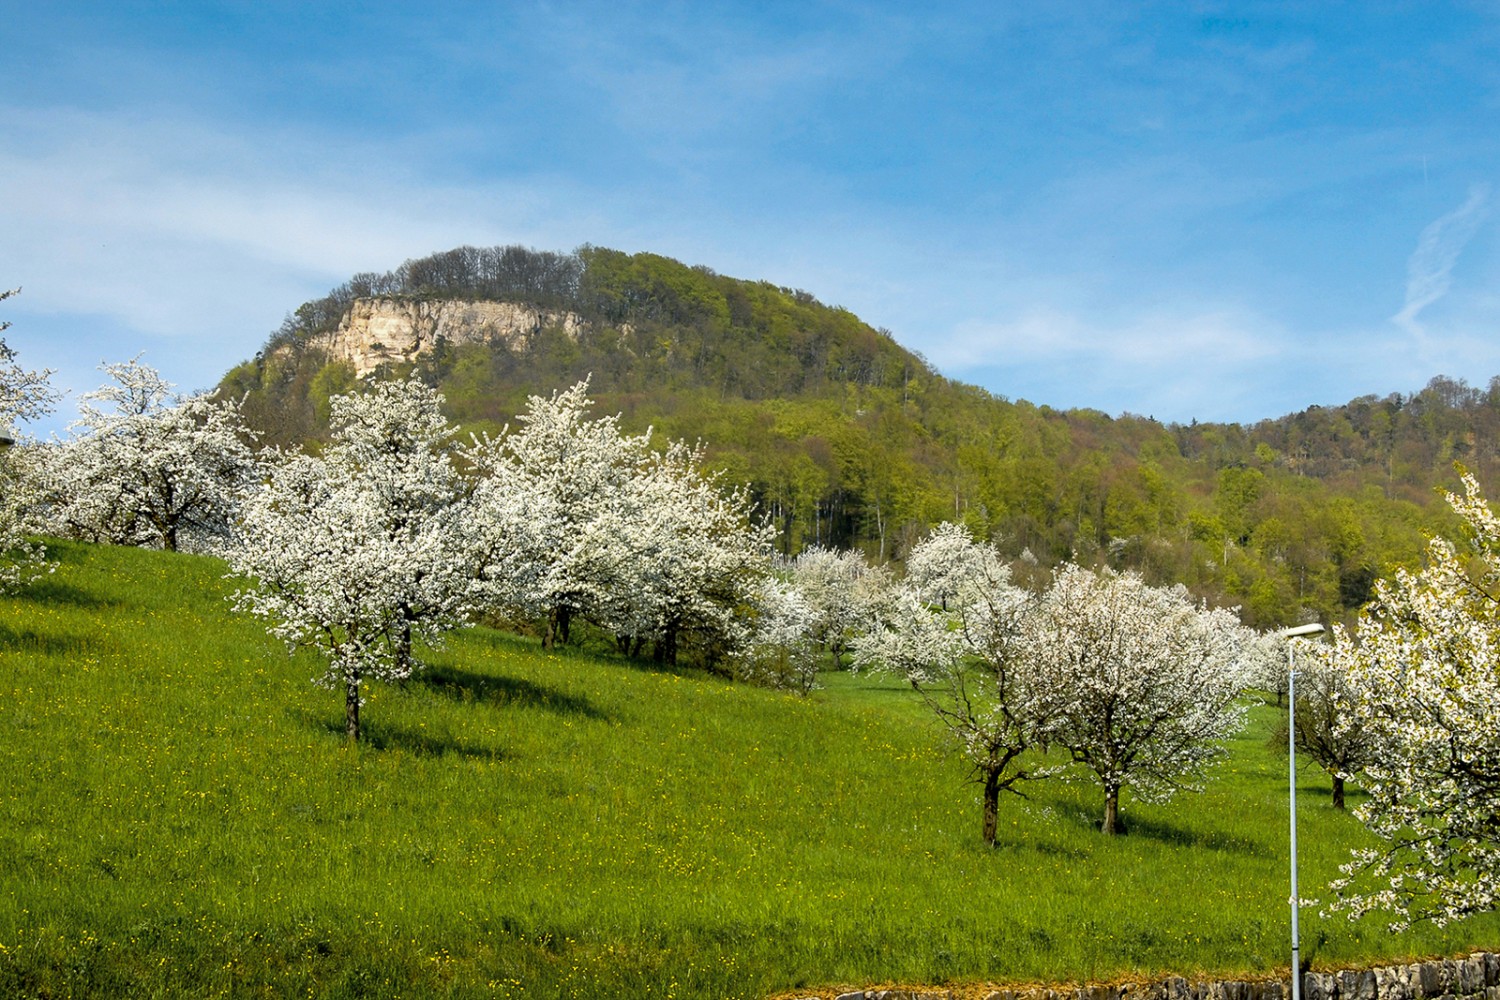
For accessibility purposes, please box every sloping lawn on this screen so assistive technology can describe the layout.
[1,540,1495,998]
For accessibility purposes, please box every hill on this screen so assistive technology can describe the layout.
[219,245,1500,627]
[3,540,1498,998]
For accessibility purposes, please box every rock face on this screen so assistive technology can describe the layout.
[314,297,585,377]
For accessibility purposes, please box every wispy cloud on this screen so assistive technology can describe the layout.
[1392,183,1491,339]
[922,302,1292,421]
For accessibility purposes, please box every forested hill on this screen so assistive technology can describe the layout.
[221,244,1500,629]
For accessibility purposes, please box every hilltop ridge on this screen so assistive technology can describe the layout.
[221,244,1500,628]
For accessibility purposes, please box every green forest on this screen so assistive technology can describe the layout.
[220,244,1500,629]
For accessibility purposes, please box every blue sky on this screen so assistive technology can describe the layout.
[5,2,1500,435]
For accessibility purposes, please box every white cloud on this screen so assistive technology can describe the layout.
[0,107,557,335]
[1392,183,1491,339]
[932,304,1277,372]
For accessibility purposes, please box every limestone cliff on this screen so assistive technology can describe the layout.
[313,297,585,377]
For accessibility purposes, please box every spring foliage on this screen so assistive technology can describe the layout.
[856,527,1250,840]
[34,358,258,552]
[229,378,474,741]
[0,290,57,591]
[1325,471,1500,929]
[1031,564,1249,835]
[854,524,1050,844]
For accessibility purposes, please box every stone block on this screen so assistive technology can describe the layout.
[1244,981,1280,1000]
[1162,978,1193,1000]
[1375,965,1412,1000]
[1304,972,1339,1000]
[1459,958,1486,996]
[1341,969,1377,1000]
[1210,981,1253,1000]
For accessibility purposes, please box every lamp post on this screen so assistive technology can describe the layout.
[1281,622,1325,1000]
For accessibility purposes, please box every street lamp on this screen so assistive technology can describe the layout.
[1281,622,1325,1000]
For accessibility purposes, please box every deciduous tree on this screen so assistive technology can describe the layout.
[788,545,890,671]
[1031,564,1248,835]
[40,358,257,552]
[466,379,653,649]
[854,524,1055,845]
[229,377,473,742]
[0,289,57,591]
[1292,640,1369,810]
[1324,471,1500,928]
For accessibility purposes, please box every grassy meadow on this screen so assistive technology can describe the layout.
[2,540,1497,999]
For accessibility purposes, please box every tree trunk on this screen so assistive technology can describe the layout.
[1332,774,1346,810]
[655,626,679,666]
[1102,785,1121,835]
[395,608,413,677]
[982,767,1001,846]
[344,672,361,743]
[543,608,558,651]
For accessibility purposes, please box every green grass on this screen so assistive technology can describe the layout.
[2,540,1497,999]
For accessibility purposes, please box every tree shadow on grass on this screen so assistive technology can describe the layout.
[0,620,101,657]
[1097,813,1272,856]
[311,716,510,761]
[416,664,611,721]
[12,577,117,610]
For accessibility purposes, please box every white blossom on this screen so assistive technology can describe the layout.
[853,524,1054,845]
[603,439,774,666]
[1031,564,1249,835]
[228,376,473,742]
[734,574,821,694]
[464,379,654,648]
[0,300,57,591]
[1292,636,1370,810]
[1324,471,1500,929]
[467,380,773,666]
[789,545,891,671]
[904,520,1006,611]
[36,358,257,552]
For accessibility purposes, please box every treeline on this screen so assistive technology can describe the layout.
[222,245,1499,629]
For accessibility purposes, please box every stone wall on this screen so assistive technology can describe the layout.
[795,952,1500,1000]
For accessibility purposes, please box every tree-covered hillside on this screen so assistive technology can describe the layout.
[221,244,1500,628]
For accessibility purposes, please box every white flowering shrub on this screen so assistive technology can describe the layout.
[1324,471,1500,929]
[603,438,774,667]
[904,520,1006,611]
[228,377,473,742]
[1236,628,1292,704]
[468,381,772,667]
[465,380,654,648]
[1291,638,1369,810]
